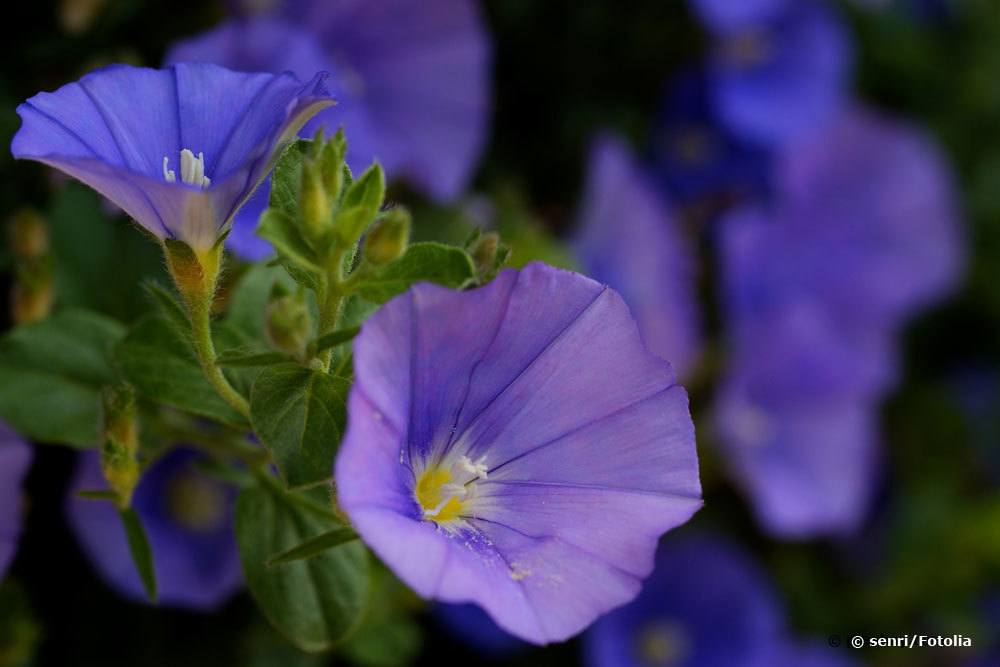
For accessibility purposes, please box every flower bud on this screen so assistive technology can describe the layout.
[319,128,348,202]
[299,158,332,240]
[8,209,49,261]
[11,277,53,325]
[265,288,312,359]
[100,385,140,508]
[468,231,509,282]
[363,208,411,266]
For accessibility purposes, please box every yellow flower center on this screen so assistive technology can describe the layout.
[414,455,489,526]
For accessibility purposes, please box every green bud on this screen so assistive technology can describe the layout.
[265,288,312,359]
[11,274,53,325]
[363,208,411,266]
[100,384,140,508]
[8,209,49,261]
[469,231,509,282]
[299,158,332,240]
[335,162,385,244]
[319,128,348,200]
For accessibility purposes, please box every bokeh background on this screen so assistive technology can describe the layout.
[0,1,998,666]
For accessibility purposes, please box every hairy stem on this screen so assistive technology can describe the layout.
[189,293,251,419]
[316,247,348,371]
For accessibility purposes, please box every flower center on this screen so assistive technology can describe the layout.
[166,470,228,533]
[720,30,774,68]
[634,620,691,667]
[163,148,211,188]
[415,455,489,525]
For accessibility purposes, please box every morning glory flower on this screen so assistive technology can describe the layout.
[12,62,333,251]
[584,534,785,667]
[650,70,771,208]
[692,0,853,146]
[336,262,702,644]
[575,134,702,377]
[1,421,32,580]
[67,448,241,609]
[166,0,491,260]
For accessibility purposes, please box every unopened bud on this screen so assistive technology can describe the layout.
[58,0,108,34]
[319,128,348,202]
[300,159,332,240]
[100,385,140,508]
[11,277,53,325]
[363,209,410,266]
[265,289,312,359]
[469,231,508,282]
[8,209,49,261]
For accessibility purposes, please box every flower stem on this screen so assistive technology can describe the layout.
[316,246,348,371]
[189,293,251,419]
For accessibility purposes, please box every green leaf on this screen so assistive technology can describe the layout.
[312,326,360,354]
[119,507,157,602]
[236,482,369,653]
[267,526,359,567]
[114,314,247,428]
[224,264,298,342]
[0,309,124,447]
[341,163,385,213]
[257,209,323,275]
[250,364,350,489]
[142,281,190,336]
[47,184,167,322]
[269,140,311,219]
[355,242,477,304]
[216,349,292,368]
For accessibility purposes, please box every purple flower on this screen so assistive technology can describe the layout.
[336,262,702,644]
[576,134,702,377]
[67,448,241,610]
[0,422,32,579]
[768,105,964,324]
[650,70,771,207]
[696,0,853,146]
[433,603,527,656]
[12,63,333,251]
[584,534,785,667]
[166,1,491,260]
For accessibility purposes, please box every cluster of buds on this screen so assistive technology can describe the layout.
[99,384,141,508]
[7,209,53,324]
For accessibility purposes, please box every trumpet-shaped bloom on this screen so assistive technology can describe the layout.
[0,422,32,579]
[584,535,785,667]
[12,63,333,250]
[336,262,702,644]
[167,0,490,259]
[576,134,702,377]
[67,449,241,609]
[695,0,852,146]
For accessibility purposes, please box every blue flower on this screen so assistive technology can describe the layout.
[67,448,241,610]
[576,133,702,377]
[336,262,702,644]
[584,534,785,667]
[713,106,964,537]
[12,63,333,251]
[650,71,771,208]
[166,0,491,260]
[0,421,32,580]
[693,0,853,147]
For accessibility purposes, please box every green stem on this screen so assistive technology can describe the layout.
[316,247,348,371]
[189,294,251,419]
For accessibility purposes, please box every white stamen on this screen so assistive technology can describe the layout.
[458,454,489,480]
[163,149,211,188]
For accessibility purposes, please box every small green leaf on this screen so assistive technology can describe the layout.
[312,326,360,354]
[257,209,324,274]
[224,264,298,342]
[341,163,385,213]
[216,349,292,368]
[250,364,350,489]
[236,482,369,653]
[119,507,157,602]
[142,281,190,336]
[115,314,247,428]
[355,242,477,303]
[269,140,311,219]
[267,526,359,567]
[0,309,124,447]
